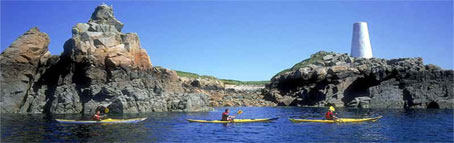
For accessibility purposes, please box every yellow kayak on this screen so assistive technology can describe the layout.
[186,118,278,123]
[56,118,147,124]
[289,116,382,123]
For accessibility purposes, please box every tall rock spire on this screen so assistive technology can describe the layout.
[350,22,373,58]
[89,3,124,32]
[66,3,152,71]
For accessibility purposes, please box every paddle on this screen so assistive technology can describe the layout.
[104,107,109,114]
[334,110,340,118]
[230,110,242,121]
[232,110,243,122]
[236,110,243,116]
[102,106,110,119]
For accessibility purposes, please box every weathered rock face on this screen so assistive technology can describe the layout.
[0,4,212,114]
[0,27,51,113]
[180,77,225,91]
[218,85,276,107]
[66,4,151,71]
[179,76,276,107]
[264,51,453,109]
[89,4,124,32]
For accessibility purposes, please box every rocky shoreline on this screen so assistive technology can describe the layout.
[263,51,453,109]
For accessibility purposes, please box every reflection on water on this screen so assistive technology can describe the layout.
[1,107,453,142]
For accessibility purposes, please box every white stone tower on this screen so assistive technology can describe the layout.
[351,22,373,58]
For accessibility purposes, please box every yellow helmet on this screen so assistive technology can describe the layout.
[329,106,335,111]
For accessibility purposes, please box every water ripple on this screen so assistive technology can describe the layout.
[1,107,453,142]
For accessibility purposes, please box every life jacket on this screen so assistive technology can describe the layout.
[222,112,229,121]
[325,111,334,120]
[92,113,101,121]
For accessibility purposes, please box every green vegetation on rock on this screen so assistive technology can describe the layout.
[169,68,269,85]
[174,70,217,80]
[272,51,335,78]
[220,79,270,85]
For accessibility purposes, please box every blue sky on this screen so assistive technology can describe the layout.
[1,1,453,81]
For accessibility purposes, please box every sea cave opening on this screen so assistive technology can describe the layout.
[342,77,380,106]
[427,101,440,109]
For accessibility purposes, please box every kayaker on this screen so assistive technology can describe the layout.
[325,106,338,120]
[92,111,103,121]
[221,109,235,121]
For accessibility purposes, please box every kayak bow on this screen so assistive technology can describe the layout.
[289,116,382,123]
[56,118,147,124]
[186,118,278,123]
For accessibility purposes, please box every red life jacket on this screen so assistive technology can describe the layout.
[325,111,334,120]
[92,113,101,121]
[222,112,229,121]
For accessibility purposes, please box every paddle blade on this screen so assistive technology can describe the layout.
[237,110,243,115]
[104,107,109,114]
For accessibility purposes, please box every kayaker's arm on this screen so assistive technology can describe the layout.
[334,111,340,119]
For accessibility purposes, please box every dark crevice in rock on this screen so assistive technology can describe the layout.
[73,63,93,114]
[72,62,92,86]
[427,101,440,109]
[104,58,114,82]
[79,86,93,115]
[43,84,57,114]
[403,88,417,109]
[38,56,70,113]
[18,77,33,112]
[443,88,449,97]
[302,82,329,106]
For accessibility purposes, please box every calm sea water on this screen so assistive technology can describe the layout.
[1,107,453,142]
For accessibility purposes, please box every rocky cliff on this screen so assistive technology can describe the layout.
[0,27,51,113]
[0,4,212,114]
[264,51,453,109]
